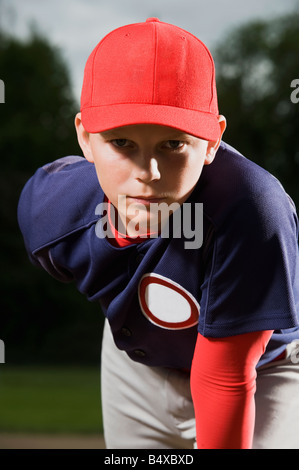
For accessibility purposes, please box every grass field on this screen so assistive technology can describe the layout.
[0,365,103,434]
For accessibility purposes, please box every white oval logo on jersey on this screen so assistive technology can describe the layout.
[138,273,200,330]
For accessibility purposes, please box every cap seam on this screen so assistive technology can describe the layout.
[90,23,140,106]
[152,22,158,103]
[175,28,217,113]
[91,40,104,107]
[192,37,216,113]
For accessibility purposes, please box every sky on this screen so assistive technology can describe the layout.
[1,0,298,102]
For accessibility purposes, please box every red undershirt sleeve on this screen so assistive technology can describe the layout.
[190,329,273,449]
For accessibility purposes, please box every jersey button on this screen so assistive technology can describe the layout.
[134,349,146,358]
[121,327,132,337]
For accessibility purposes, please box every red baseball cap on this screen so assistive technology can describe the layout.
[81,18,221,141]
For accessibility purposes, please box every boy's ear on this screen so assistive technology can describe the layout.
[74,113,94,163]
[204,115,227,165]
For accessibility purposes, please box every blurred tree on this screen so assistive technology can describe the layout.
[214,12,299,209]
[0,28,103,365]
[0,28,80,172]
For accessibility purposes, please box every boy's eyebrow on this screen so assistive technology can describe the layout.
[165,131,191,139]
[100,129,192,139]
[100,129,122,138]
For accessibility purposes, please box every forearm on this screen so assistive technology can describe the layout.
[190,330,273,449]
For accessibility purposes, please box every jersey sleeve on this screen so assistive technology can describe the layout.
[17,156,102,282]
[198,147,299,337]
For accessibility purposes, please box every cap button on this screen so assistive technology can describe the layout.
[146,17,160,22]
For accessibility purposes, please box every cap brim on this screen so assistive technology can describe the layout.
[81,103,220,142]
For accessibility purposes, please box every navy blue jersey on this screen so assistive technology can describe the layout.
[17,142,299,369]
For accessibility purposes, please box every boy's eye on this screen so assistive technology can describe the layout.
[111,139,130,148]
[164,140,184,150]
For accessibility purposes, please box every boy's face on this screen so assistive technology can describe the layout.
[76,116,225,236]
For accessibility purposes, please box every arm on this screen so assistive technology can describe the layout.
[190,329,273,449]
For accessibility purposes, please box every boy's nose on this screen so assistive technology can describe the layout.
[135,156,161,183]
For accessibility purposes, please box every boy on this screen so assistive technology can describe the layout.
[18,18,299,449]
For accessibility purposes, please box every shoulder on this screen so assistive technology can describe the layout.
[196,141,297,230]
[18,156,104,253]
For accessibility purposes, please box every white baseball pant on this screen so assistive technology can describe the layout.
[100,320,299,449]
